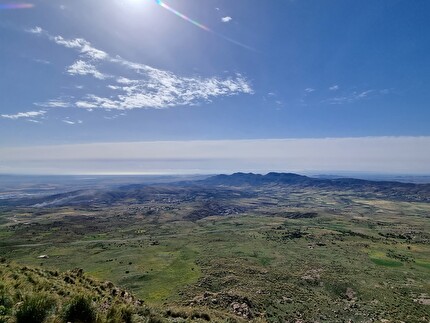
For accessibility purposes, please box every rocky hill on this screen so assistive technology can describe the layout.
[0,260,237,322]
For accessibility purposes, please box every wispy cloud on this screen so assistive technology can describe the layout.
[221,16,232,23]
[75,101,97,109]
[26,26,42,34]
[1,110,47,120]
[52,35,108,60]
[325,90,376,105]
[62,119,83,125]
[67,60,109,79]
[34,98,72,108]
[104,113,127,120]
[304,88,315,93]
[329,85,339,91]
[75,72,253,110]
[116,77,138,85]
[263,92,284,109]
[33,58,51,65]
[25,27,253,112]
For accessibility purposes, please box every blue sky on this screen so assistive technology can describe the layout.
[1,0,429,174]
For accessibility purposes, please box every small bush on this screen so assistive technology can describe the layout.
[0,285,12,310]
[0,305,8,316]
[190,311,210,321]
[165,309,187,319]
[15,294,55,323]
[63,295,96,323]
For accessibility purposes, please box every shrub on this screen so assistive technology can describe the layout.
[0,285,12,310]
[165,309,187,319]
[190,311,210,321]
[63,295,97,323]
[0,305,8,316]
[15,294,55,323]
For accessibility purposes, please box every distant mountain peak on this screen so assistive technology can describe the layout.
[203,172,311,186]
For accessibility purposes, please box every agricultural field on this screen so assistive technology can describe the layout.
[0,173,429,322]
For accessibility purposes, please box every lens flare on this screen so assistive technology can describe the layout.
[156,0,255,52]
[0,3,34,9]
[158,1,210,32]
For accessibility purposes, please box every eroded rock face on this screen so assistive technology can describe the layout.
[345,288,356,301]
[231,301,252,319]
[188,291,255,319]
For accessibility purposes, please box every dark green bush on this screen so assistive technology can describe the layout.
[190,311,210,321]
[0,285,12,310]
[63,295,96,323]
[15,294,55,323]
[165,309,187,319]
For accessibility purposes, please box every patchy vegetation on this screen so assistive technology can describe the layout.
[0,173,429,321]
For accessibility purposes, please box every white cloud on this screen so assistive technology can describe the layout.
[27,28,253,112]
[62,119,83,125]
[104,113,127,120]
[34,98,71,108]
[78,95,118,109]
[1,110,47,120]
[305,88,315,93]
[326,90,376,105]
[52,36,107,60]
[33,59,51,65]
[116,77,138,85]
[76,73,252,110]
[1,137,430,174]
[75,101,97,109]
[329,85,339,91]
[221,16,232,23]
[67,60,109,79]
[357,90,373,98]
[27,26,43,34]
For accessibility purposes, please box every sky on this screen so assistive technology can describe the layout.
[0,0,429,174]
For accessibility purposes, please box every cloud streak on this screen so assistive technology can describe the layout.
[1,110,47,120]
[67,60,109,79]
[325,90,375,105]
[52,36,108,60]
[62,119,83,125]
[34,98,72,108]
